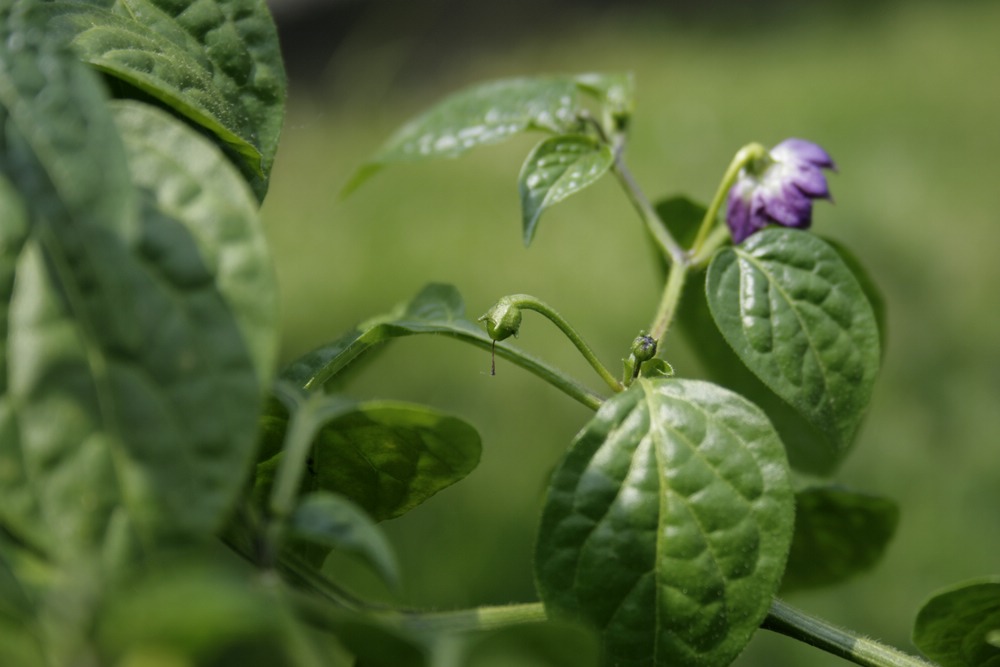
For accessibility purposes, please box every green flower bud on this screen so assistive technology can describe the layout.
[478,298,522,342]
[630,333,657,363]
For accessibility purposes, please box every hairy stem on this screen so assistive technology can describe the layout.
[764,598,940,667]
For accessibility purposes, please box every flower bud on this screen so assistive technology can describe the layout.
[630,334,657,363]
[478,298,522,342]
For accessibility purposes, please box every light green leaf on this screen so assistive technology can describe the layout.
[42,0,287,199]
[706,229,881,467]
[288,492,400,589]
[0,17,271,559]
[574,72,635,120]
[111,100,278,384]
[913,579,1000,667]
[535,378,794,667]
[781,485,898,592]
[280,283,602,410]
[519,134,613,245]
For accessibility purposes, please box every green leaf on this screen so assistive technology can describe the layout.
[574,72,635,122]
[519,134,613,246]
[258,399,481,523]
[822,237,889,356]
[287,492,400,589]
[535,378,794,667]
[111,100,278,384]
[343,76,585,195]
[42,0,287,199]
[0,18,272,558]
[781,485,899,592]
[913,578,1000,667]
[280,283,602,410]
[706,229,881,466]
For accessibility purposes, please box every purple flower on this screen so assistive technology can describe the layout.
[726,138,836,243]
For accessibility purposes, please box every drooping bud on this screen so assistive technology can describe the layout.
[478,297,522,342]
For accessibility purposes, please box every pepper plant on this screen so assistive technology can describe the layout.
[1,1,998,666]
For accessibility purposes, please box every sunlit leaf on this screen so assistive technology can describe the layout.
[519,134,613,246]
[913,579,1000,667]
[536,378,793,667]
[42,0,286,198]
[706,229,880,470]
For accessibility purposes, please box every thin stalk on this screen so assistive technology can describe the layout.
[690,142,768,254]
[395,602,548,635]
[764,598,940,667]
[493,295,624,394]
[690,223,733,267]
[648,260,688,344]
[611,143,686,265]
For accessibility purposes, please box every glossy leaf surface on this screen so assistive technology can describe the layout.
[782,485,898,592]
[288,492,400,588]
[519,134,613,245]
[535,378,793,667]
[345,74,630,195]
[913,579,1000,667]
[706,229,880,466]
[42,0,286,198]
[281,283,602,410]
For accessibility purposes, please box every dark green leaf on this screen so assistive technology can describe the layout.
[42,0,287,199]
[913,579,1000,667]
[519,134,613,245]
[288,492,400,588]
[706,229,881,466]
[280,283,602,410]
[464,620,600,667]
[535,378,794,667]
[781,485,899,592]
[259,400,481,523]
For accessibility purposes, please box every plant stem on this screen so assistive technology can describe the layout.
[690,142,767,254]
[396,602,548,635]
[763,598,940,667]
[611,142,686,265]
[494,295,624,394]
[648,260,688,344]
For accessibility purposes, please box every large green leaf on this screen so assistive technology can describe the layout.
[281,283,603,410]
[535,378,794,667]
[0,16,272,559]
[111,100,278,383]
[781,485,898,592]
[519,134,613,246]
[257,398,482,523]
[913,579,1000,667]
[705,229,880,467]
[41,0,286,199]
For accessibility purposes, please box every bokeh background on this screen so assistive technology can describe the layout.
[261,0,1000,664]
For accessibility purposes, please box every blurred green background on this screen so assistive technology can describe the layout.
[261,0,1000,664]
